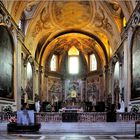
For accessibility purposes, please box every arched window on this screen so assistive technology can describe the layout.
[114,61,119,81]
[68,46,79,74]
[90,54,97,71]
[50,55,57,71]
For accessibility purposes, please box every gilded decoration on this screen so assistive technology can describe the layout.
[104,2,122,32]
[51,35,98,55]
[32,6,52,38]
[32,20,43,38]
[14,1,22,17]
[94,7,113,36]
[50,1,93,28]
[41,33,107,67]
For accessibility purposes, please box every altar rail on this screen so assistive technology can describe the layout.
[0,112,140,123]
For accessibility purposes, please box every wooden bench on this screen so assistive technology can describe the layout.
[7,110,41,132]
[7,122,41,132]
[135,121,140,138]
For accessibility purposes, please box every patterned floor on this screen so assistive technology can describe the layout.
[0,134,139,140]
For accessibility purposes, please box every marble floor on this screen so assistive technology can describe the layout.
[0,122,139,140]
[0,133,139,140]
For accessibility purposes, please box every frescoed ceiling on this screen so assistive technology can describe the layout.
[1,0,136,65]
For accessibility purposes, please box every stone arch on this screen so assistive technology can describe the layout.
[39,30,108,67]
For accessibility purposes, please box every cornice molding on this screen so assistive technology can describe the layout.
[0,2,24,40]
[121,1,140,40]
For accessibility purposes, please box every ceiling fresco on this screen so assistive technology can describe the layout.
[50,1,93,29]
[40,33,107,66]
[1,0,136,66]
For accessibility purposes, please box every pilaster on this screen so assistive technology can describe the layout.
[123,27,133,111]
[14,32,22,110]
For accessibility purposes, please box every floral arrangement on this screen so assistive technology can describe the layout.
[2,105,13,114]
[8,116,17,123]
[131,105,139,113]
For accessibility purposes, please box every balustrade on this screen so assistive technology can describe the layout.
[0,112,140,123]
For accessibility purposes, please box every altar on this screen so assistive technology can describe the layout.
[59,106,83,122]
[59,106,83,113]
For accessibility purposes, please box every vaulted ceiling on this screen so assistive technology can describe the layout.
[2,0,136,65]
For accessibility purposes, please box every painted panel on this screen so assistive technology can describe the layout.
[132,29,140,99]
[65,79,81,102]
[86,75,102,101]
[0,26,13,99]
[48,77,62,102]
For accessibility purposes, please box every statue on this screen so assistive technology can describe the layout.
[35,94,40,113]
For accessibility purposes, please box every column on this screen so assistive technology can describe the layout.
[33,67,36,102]
[46,75,48,101]
[39,66,45,101]
[119,63,123,103]
[123,27,133,111]
[104,65,109,102]
[110,66,115,104]
[14,32,22,110]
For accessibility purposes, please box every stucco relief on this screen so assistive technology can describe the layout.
[94,7,113,36]
[0,13,3,23]
[50,1,93,28]
[124,1,133,15]
[32,7,52,38]
[0,10,11,28]
[13,1,22,17]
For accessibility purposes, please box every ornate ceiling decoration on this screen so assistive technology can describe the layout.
[50,1,93,29]
[1,0,135,64]
[40,33,106,67]
[94,7,113,36]
[50,34,97,55]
